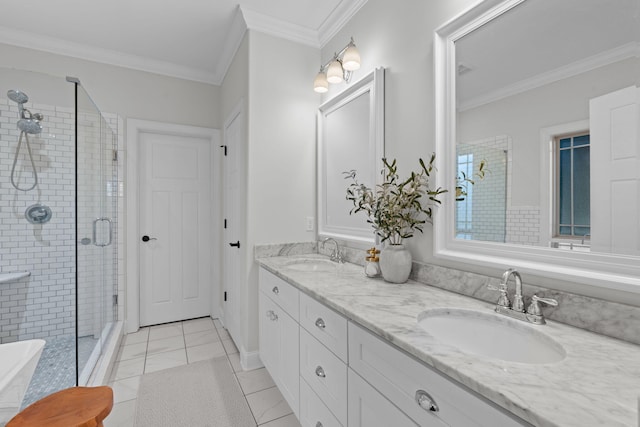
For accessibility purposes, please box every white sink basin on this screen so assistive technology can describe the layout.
[418,308,566,364]
[0,339,45,423]
[283,258,337,272]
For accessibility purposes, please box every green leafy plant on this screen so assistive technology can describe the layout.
[456,159,488,201]
[345,155,446,244]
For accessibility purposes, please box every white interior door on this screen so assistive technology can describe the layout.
[139,131,212,326]
[222,106,244,343]
[590,86,640,255]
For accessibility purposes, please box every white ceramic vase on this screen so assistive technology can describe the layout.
[379,243,412,283]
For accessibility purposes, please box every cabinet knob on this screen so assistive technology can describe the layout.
[315,317,326,329]
[265,310,278,321]
[272,286,279,295]
[415,389,439,412]
[315,366,326,378]
[315,423,323,427]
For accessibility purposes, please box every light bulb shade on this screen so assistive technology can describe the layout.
[313,71,329,93]
[342,45,361,71]
[326,60,344,84]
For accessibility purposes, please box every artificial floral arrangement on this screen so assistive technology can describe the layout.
[345,154,487,245]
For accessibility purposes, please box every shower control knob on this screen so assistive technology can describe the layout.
[141,235,157,242]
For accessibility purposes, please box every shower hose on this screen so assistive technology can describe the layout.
[10,131,39,192]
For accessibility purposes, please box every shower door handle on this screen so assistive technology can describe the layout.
[93,217,113,247]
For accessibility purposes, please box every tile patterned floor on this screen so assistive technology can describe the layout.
[104,317,301,427]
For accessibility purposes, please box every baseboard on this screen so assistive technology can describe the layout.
[240,347,264,371]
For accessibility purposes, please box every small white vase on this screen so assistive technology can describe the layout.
[379,243,412,283]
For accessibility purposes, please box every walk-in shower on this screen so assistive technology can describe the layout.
[0,69,120,407]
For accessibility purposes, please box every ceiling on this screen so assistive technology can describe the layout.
[0,0,367,85]
[455,0,640,109]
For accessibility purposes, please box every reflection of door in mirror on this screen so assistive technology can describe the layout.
[454,0,640,257]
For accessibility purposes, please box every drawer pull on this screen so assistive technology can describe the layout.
[415,390,439,413]
[315,317,326,329]
[315,423,323,427]
[272,286,279,295]
[315,366,326,378]
[265,310,278,321]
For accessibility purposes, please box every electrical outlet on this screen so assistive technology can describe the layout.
[306,216,315,231]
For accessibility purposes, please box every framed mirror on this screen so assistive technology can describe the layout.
[318,67,385,246]
[434,0,640,292]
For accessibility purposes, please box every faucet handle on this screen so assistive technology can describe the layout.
[487,283,510,308]
[526,294,558,316]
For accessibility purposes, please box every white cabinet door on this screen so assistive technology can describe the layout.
[258,290,300,417]
[348,368,421,427]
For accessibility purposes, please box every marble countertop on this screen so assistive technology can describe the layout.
[257,254,640,427]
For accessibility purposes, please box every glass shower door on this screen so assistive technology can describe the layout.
[75,83,118,385]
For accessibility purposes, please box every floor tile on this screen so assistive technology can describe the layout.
[184,329,220,347]
[119,342,147,361]
[217,327,231,341]
[104,398,136,427]
[182,317,215,335]
[122,328,149,346]
[222,338,239,355]
[236,368,276,395]
[112,357,145,381]
[148,323,183,341]
[259,413,302,427]
[228,352,242,372]
[144,348,187,373]
[111,375,141,404]
[186,341,226,363]
[146,334,185,355]
[245,386,293,425]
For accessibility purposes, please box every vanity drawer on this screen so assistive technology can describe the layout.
[259,268,299,321]
[348,322,526,427]
[300,328,347,425]
[299,378,343,427]
[299,292,348,362]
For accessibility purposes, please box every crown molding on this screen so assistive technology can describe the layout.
[0,25,218,84]
[216,7,248,85]
[240,7,320,48]
[459,41,640,112]
[318,0,368,48]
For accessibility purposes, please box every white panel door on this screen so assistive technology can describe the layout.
[139,132,212,326]
[590,86,640,255]
[222,106,244,343]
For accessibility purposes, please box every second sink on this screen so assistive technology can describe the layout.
[418,308,566,364]
[283,258,337,272]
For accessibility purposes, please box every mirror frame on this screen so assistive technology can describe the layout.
[317,67,385,246]
[434,0,640,294]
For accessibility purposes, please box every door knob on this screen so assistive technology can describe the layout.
[142,235,157,242]
[229,241,240,248]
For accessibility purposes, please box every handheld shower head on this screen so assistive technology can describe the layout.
[7,89,29,104]
[17,118,42,134]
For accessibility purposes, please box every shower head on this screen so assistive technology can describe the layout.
[7,89,29,104]
[17,118,42,134]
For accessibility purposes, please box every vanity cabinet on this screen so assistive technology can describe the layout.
[258,267,527,427]
[258,269,300,416]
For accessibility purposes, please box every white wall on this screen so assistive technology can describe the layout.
[0,43,221,129]
[320,0,478,262]
[242,31,318,357]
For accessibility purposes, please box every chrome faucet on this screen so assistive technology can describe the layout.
[321,238,344,263]
[488,268,558,325]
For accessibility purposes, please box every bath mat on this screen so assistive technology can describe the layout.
[133,356,255,427]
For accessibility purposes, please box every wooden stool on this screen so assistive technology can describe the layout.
[7,386,113,427]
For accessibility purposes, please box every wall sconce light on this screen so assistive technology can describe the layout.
[313,38,361,93]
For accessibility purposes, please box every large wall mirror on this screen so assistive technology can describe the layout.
[434,0,640,293]
[318,67,384,246]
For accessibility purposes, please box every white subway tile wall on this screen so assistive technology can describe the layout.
[0,95,124,344]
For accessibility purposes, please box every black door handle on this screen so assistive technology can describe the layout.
[142,235,157,242]
[229,241,240,248]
